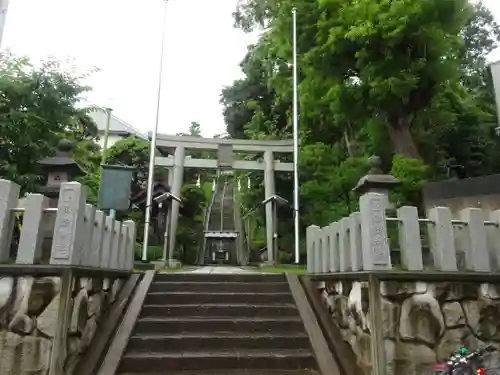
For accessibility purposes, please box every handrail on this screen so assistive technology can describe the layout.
[197,171,220,264]
[220,177,228,231]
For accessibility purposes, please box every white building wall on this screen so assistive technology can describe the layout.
[96,133,125,150]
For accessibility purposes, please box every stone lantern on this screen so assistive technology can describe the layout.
[353,155,399,207]
[38,139,86,206]
[37,139,86,260]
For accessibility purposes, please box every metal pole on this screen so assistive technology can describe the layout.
[0,0,10,50]
[490,61,500,128]
[101,108,112,165]
[292,8,300,264]
[142,0,169,261]
[101,108,116,218]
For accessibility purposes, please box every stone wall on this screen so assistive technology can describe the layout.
[319,279,500,375]
[0,275,123,375]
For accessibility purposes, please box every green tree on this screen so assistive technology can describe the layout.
[222,0,500,253]
[0,53,98,192]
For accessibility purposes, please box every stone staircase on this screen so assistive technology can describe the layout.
[117,273,319,374]
[221,181,235,231]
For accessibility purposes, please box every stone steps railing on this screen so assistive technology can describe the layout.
[0,179,136,270]
[307,192,500,274]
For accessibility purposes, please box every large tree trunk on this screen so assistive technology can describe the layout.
[387,116,421,159]
[344,129,358,156]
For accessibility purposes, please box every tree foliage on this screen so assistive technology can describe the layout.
[0,53,99,192]
[222,0,500,257]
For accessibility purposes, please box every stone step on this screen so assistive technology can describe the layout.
[119,349,316,373]
[149,281,290,293]
[145,292,294,305]
[134,317,305,335]
[140,303,299,318]
[127,333,310,352]
[120,370,320,375]
[153,274,285,283]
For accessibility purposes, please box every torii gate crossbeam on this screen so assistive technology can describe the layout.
[152,133,294,265]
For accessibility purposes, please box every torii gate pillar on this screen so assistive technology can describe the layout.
[167,146,185,262]
[263,150,276,263]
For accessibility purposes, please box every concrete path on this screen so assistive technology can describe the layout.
[179,266,268,274]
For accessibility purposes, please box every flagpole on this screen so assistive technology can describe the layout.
[0,0,10,50]
[292,7,300,264]
[142,0,169,261]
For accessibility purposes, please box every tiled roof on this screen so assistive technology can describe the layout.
[89,110,148,140]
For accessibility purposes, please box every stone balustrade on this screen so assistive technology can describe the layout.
[306,188,500,374]
[307,194,500,273]
[0,179,136,269]
[0,178,137,375]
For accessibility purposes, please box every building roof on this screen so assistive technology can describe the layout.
[89,110,148,140]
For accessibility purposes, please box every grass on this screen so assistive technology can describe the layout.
[259,265,307,275]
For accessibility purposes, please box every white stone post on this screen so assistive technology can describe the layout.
[110,220,122,269]
[118,224,129,270]
[460,208,490,272]
[50,182,87,265]
[328,222,340,272]
[321,227,330,273]
[339,217,351,271]
[101,216,115,268]
[315,228,323,273]
[397,206,423,270]
[0,179,20,263]
[427,207,457,271]
[17,194,48,264]
[488,210,500,271]
[359,192,391,270]
[306,225,319,273]
[349,212,363,271]
[91,210,105,267]
[124,220,136,270]
[80,204,96,266]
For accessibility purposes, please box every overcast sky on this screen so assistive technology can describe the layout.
[2,0,500,137]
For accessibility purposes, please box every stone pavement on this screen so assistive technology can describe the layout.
[179,266,269,274]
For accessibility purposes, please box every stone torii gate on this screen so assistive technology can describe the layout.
[153,133,294,265]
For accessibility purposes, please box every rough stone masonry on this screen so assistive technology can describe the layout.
[320,279,500,375]
[0,275,122,375]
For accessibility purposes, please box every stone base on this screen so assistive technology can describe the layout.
[166,259,183,269]
[260,261,276,268]
[151,261,166,270]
